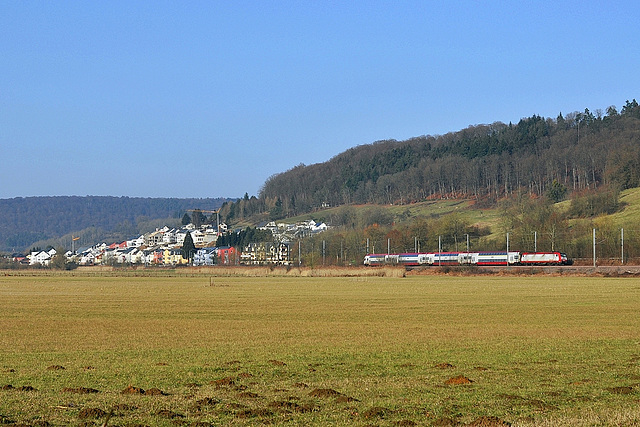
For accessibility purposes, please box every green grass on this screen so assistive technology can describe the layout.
[1,273,640,426]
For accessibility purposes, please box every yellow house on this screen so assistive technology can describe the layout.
[163,248,188,266]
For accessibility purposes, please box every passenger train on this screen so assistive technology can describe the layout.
[363,251,572,267]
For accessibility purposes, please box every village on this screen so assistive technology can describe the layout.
[22,219,328,267]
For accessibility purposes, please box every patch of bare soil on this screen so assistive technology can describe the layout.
[62,387,99,394]
[144,387,167,396]
[78,408,107,419]
[445,375,474,385]
[17,385,37,391]
[156,409,184,419]
[238,372,253,378]
[268,359,287,366]
[362,406,391,419]
[121,385,145,394]
[435,363,456,369]
[309,388,342,398]
[467,416,511,426]
[1,384,13,390]
[395,420,417,426]
[46,365,65,371]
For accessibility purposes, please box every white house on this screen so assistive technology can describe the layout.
[29,248,56,266]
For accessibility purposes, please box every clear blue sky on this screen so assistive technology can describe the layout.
[1,1,638,199]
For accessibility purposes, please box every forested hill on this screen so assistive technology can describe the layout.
[230,99,640,221]
[0,196,229,252]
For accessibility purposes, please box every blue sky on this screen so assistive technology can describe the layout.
[1,1,638,199]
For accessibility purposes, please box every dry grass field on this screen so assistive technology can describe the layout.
[1,271,639,426]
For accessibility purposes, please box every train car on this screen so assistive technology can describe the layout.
[397,253,421,266]
[474,251,521,265]
[429,252,462,266]
[363,254,386,266]
[520,252,572,265]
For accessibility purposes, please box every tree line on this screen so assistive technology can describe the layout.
[218,99,640,223]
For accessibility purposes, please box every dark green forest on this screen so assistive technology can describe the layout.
[219,99,640,222]
[0,196,229,252]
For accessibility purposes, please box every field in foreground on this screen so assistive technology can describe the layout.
[1,274,639,426]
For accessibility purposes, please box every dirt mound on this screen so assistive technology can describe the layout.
[606,386,635,394]
[309,388,342,398]
[0,415,15,425]
[432,417,460,426]
[445,375,473,385]
[78,408,107,419]
[268,400,316,413]
[235,408,273,418]
[121,385,145,394]
[17,385,37,391]
[144,387,166,396]
[435,363,455,369]
[238,372,253,378]
[1,384,13,390]
[335,395,359,403]
[293,382,308,388]
[62,386,99,394]
[184,382,200,388]
[362,406,391,419]
[156,409,184,419]
[268,359,287,366]
[196,397,220,406]
[238,391,260,399]
[467,416,511,426]
[112,403,137,411]
[211,376,235,387]
[46,365,65,371]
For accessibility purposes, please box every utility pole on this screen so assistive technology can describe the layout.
[506,232,509,266]
[593,228,596,268]
[621,228,624,265]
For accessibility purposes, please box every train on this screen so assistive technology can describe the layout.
[363,251,572,267]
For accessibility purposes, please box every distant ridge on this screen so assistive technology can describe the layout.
[0,196,231,252]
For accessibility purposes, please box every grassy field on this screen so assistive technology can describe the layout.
[1,273,639,426]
